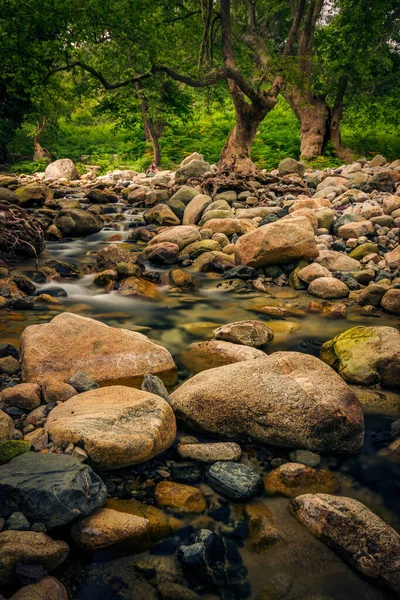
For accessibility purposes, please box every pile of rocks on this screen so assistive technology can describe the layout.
[0,152,400,598]
[1,153,399,315]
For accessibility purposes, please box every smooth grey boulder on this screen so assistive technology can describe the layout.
[0,453,107,529]
[45,159,79,181]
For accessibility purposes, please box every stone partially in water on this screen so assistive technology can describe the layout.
[155,481,206,514]
[70,508,150,551]
[170,353,364,454]
[54,208,104,237]
[290,493,400,594]
[20,313,177,387]
[46,386,176,470]
[321,326,400,387]
[308,277,349,299]
[263,463,339,497]
[0,530,69,584]
[181,340,266,374]
[105,498,182,543]
[118,276,162,300]
[147,225,201,250]
[381,289,400,315]
[178,529,250,598]
[0,453,107,529]
[206,462,262,500]
[212,320,274,347]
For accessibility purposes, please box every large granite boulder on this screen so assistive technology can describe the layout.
[170,352,364,454]
[45,159,79,181]
[46,386,176,470]
[0,531,69,585]
[290,493,400,594]
[321,326,400,387]
[54,208,104,237]
[235,217,319,268]
[20,313,177,387]
[0,453,107,529]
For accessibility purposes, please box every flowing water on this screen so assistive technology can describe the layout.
[2,203,400,600]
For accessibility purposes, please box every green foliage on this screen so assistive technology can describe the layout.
[9,95,400,175]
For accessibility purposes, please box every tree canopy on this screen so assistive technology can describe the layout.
[1,0,399,171]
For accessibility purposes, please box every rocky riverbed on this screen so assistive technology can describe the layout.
[0,153,399,600]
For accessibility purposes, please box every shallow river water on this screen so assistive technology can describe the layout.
[2,203,400,600]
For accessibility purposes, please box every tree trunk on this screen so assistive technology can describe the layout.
[286,91,329,160]
[299,100,329,160]
[219,103,270,175]
[135,82,161,170]
[328,99,354,162]
[32,118,52,162]
[33,137,52,162]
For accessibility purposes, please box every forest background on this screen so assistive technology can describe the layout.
[1,0,400,175]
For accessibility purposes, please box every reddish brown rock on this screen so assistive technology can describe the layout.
[235,217,318,268]
[20,313,177,387]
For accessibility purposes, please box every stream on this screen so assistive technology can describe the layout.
[2,202,400,600]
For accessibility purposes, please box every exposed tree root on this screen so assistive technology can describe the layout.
[0,202,45,262]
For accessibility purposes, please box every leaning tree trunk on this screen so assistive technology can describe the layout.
[135,82,161,170]
[33,137,52,162]
[219,102,271,175]
[328,99,354,162]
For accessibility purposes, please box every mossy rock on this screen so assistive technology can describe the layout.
[288,259,308,290]
[320,325,400,386]
[0,440,31,465]
[349,243,378,261]
[264,463,339,498]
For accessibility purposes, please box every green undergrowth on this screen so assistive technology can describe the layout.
[8,97,400,176]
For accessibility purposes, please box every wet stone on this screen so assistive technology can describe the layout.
[178,529,250,598]
[206,462,262,501]
[5,512,30,531]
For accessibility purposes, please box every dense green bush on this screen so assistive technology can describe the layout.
[8,96,400,175]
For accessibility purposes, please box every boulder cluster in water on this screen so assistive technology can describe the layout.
[0,153,399,599]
